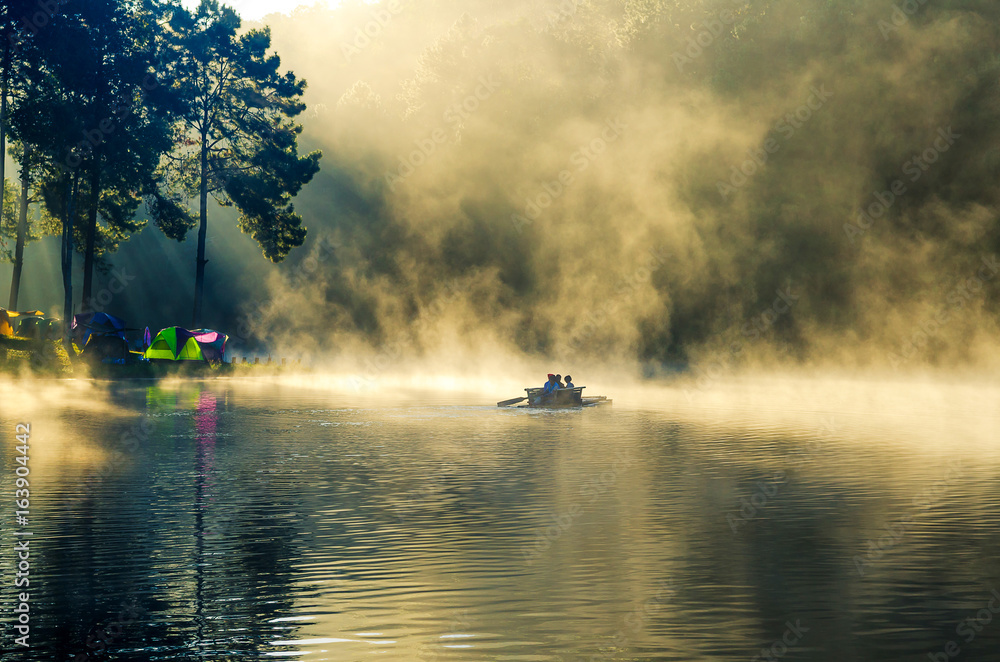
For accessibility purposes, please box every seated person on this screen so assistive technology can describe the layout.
[555,374,565,388]
[535,374,558,404]
[564,375,574,388]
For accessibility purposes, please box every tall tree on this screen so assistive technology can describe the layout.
[1,0,46,310]
[37,167,81,352]
[0,179,18,258]
[5,143,61,312]
[0,6,14,268]
[164,0,321,328]
[7,143,31,309]
[0,148,59,310]
[39,0,168,309]
[11,0,178,341]
[13,13,97,339]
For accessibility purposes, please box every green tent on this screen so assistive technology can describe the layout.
[144,327,206,362]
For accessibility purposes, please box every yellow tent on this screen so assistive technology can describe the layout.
[0,309,44,337]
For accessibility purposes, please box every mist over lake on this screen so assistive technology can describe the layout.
[2,1,1000,660]
[1,377,998,660]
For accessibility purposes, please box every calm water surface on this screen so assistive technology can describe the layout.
[1,378,999,661]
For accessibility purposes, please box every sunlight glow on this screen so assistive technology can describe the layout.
[181,0,325,21]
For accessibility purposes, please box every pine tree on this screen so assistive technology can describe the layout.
[162,0,321,327]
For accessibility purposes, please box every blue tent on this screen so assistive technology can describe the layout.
[71,312,127,348]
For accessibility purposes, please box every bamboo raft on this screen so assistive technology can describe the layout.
[497,386,612,408]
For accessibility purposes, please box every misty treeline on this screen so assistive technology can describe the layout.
[0,0,320,335]
[247,0,1000,370]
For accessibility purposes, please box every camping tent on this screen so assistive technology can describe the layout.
[71,312,126,347]
[17,317,61,341]
[190,329,228,363]
[144,327,228,363]
[0,309,44,337]
[71,312,128,361]
[144,327,205,362]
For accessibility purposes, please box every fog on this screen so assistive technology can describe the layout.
[6,0,1000,378]
[235,0,1000,375]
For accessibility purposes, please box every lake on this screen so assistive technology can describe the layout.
[1,376,999,661]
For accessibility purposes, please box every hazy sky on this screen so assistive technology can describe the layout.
[181,0,321,20]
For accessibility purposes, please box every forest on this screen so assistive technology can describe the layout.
[0,0,320,343]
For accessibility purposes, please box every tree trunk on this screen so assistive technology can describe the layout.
[193,134,209,328]
[0,33,9,253]
[81,148,102,308]
[62,174,77,355]
[7,144,30,310]
[82,34,105,310]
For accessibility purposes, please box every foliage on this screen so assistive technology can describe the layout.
[161,0,322,262]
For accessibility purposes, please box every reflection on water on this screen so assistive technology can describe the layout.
[1,379,999,661]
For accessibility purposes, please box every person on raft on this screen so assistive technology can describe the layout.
[533,374,559,404]
[564,375,574,388]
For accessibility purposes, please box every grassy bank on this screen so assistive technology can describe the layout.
[0,337,74,377]
[0,337,295,380]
